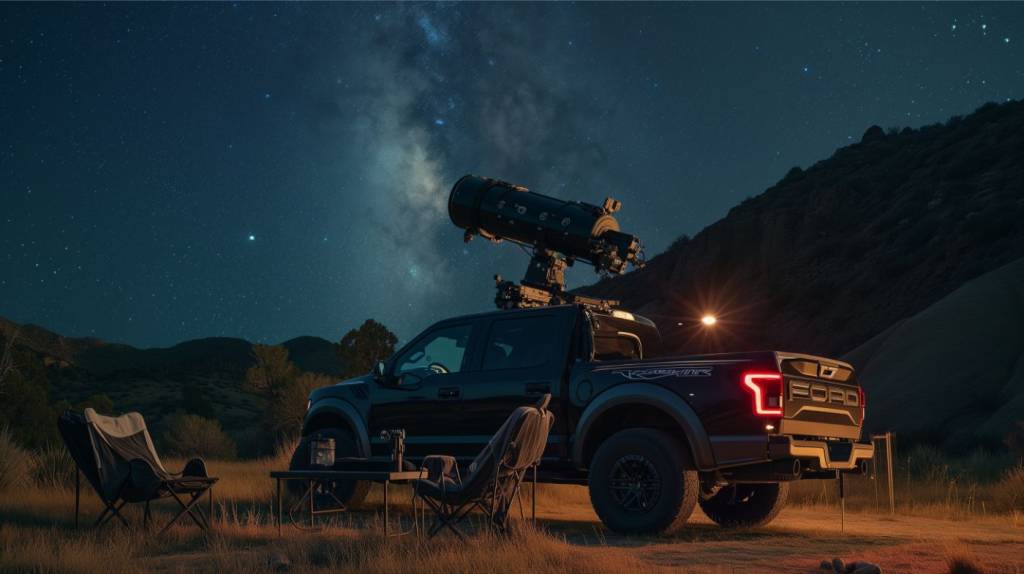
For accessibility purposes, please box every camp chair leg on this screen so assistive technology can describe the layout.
[418,496,469,540]
[74,469,81,529]
[158,490,211,535]
[532,464,537,525]
[95,499,130,529]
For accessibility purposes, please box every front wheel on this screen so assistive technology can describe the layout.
[698,482,789,528]
[288,427,371,509]
[588,428,699,535]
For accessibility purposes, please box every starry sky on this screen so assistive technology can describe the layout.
[2,3,1022,348]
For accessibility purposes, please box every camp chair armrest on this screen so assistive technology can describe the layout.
[163,477,218,486]
[181,458,209,478]
[421,455,460,483]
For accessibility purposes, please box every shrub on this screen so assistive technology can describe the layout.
[337,319,398,378]
[0,426,33,490]
[268,372,333,439]
[162,413,237,460]
[903,444,952,482]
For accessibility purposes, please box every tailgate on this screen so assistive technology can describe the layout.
[776,353,863,440]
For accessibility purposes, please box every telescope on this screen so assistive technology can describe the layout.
[448,175,645,310]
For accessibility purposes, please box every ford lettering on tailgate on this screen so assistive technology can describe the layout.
[789,380,859,407]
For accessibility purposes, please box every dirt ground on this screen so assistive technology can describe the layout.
[534,503,1024,573]
[3,473,1022,574]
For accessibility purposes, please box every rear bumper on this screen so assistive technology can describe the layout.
[769,436,874,471]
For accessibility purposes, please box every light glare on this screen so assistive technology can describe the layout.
[701,314,717,326]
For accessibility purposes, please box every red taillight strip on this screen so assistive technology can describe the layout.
[858,386,866,424]
[743,373,784,416]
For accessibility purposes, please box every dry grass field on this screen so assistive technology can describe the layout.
[2,450,1022,574]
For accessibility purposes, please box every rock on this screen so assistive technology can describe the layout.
[849,562,882,574]
[266,550,290,572]
[832,558,845,572]
[821,560,834,570]
[860,125,885,143]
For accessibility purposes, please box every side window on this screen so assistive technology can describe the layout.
[482,316,558,371]
[593,333,642,361]
[394,324,473,375]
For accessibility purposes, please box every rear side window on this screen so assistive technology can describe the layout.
[594,333,642,361]
[482,316,558,371]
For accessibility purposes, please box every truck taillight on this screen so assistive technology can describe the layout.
[742,372,783,416]
[858,387,866,424]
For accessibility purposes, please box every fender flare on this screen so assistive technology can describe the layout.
[572,383,716,471]
[302,398,371,457]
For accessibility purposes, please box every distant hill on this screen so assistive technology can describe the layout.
[845,257,1024,450]
[0,317,343,377]
[583,100,1024,358]
[0,317,344,456]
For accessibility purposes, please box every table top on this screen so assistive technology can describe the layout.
[270,469,427,481]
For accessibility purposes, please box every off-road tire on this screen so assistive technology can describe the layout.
[288,427,371,509]
[588,428,699,535]
[698,482,789,528]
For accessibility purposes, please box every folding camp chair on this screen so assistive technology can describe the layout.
[58,409,218,535]
[413,394,554,539]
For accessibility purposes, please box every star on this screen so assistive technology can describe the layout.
[248,235,255,241]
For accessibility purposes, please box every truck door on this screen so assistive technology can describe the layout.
[369,321,480,459]
[457,310,572,462]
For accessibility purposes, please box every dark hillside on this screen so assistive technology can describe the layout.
[0,317,342,377]
[583,100,1024,356]
[0,317,343,454]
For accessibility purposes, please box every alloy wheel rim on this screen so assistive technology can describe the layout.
[608,454,662,512]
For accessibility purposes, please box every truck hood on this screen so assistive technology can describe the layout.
[309,374,374,403]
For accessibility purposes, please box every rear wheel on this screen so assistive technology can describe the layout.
[588,428,699,535]
[288,427,371,509]
[698,482,789,528]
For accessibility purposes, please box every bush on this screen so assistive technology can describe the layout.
[337,319,398,378]
[162,413,237,460]
[0,426,33,490]
[268,372,333,439]
[903,444,952,482]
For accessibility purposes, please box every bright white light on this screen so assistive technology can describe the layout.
[248,235,255,241]
[701,314,717,326]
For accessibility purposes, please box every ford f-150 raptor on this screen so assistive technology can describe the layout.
[292,303,873,534]
[291,175,873,534]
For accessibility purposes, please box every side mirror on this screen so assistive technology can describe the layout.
[374,360,387,379]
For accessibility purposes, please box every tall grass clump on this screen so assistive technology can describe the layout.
[0,426,33,490]
[991,465,1024,513]
[31,444,75,489]
[206,525,655,574]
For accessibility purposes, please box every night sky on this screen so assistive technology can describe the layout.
[2,3,1022,348]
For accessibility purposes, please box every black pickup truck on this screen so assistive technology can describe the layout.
[293,303,873,534]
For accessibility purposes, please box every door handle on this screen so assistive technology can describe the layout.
[438,387,461,399]
[525,383,551,395]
